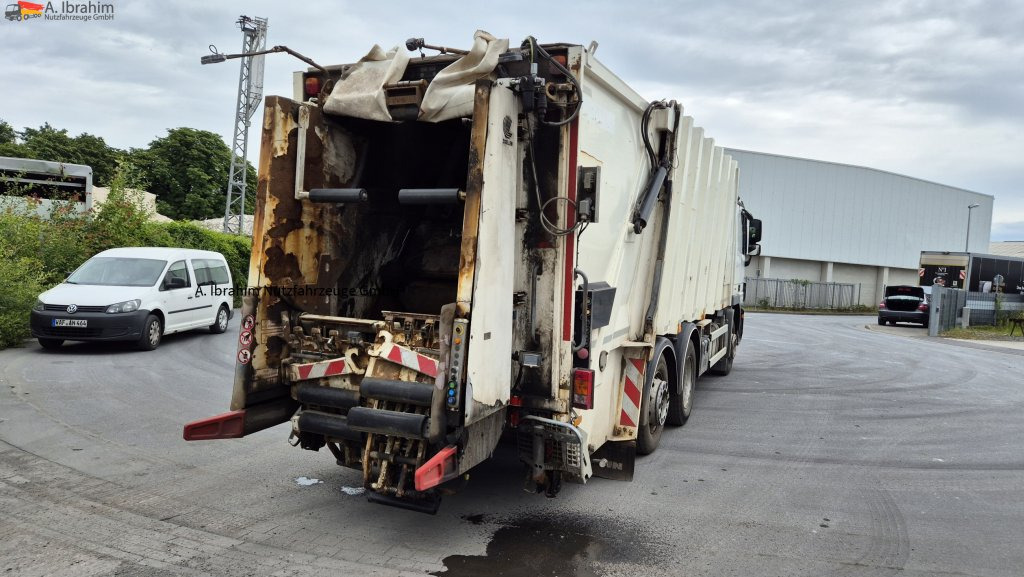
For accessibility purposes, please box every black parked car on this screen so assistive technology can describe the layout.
[878,285,929,327]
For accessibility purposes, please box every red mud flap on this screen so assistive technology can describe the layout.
[414,445,458,491]
[183,410,246,441]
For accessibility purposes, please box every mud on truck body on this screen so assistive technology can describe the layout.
[185,31,763,513]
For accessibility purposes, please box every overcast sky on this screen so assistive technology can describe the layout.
[2,0,1021,240]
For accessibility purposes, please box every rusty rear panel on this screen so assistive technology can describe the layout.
[229,96,348,434]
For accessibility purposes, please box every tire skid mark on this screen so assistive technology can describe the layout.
[836,483,910,576]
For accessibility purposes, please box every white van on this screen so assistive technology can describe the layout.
[30,247,234,351]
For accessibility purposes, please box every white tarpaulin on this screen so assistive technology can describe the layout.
[322,31,507,123]
[323,44,410,122]
[419,31,508,122]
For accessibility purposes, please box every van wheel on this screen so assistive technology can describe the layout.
[210,305,229,334]
[138,315,162,351]
[667,340,695,426]
[638,352,672,455]
[38,338,64,350]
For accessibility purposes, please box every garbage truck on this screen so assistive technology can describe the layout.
[184,31,763,513]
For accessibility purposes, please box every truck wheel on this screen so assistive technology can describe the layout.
[638,352,671,455]
[667,339,695,426]
[137,314,162,351]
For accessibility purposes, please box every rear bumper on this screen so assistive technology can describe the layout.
[30,309,149,341]
[879,310,928,324]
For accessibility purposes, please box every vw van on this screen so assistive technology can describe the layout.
[30,247,234,350]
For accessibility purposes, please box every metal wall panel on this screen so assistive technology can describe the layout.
[726,149,993,269]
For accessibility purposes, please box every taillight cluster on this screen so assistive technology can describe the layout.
[917,302,928,311]
[878,302,886,309]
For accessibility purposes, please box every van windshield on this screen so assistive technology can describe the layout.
[66,257,167,287]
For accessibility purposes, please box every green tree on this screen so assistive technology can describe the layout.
[0,118,26,157]
[0,118,16,144]
[133,128,256,221]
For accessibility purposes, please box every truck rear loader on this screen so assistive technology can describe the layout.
[185,31,763,513]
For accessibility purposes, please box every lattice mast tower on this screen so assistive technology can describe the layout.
[223,15,268,235]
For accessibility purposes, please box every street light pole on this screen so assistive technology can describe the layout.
[965,203,980,252]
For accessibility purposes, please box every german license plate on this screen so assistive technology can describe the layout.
[52,319,87,327]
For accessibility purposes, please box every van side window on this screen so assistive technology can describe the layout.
[162,260,190,290]
[192,259,211,286]
[209,261,230,285]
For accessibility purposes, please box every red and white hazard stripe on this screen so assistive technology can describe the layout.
[290,358,350,381]
[619,357,645,427]
[382,343,439,379]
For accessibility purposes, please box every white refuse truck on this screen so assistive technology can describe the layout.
[185,31,763,513]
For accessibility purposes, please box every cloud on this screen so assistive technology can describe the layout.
[991,222,1024,242]
[0,0,1020,232]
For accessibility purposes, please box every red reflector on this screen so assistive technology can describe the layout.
[183,410,246,441]
[415,445,458,491]
[304,76,321,96]
[553,54,568,66]
[572,368,595,410]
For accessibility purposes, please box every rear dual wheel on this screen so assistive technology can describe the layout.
[638,339,697,455]
[637,353,671,455]
[668,341,695,426]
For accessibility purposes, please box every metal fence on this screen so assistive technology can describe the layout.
[744,277,861,310]
[928,286,967,336]
[928,288,1024,334]
[963,292,1024,326]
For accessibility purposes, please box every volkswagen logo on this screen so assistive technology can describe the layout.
[66,304,78,314]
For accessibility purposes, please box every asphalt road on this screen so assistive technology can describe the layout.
[1,314,1022,576]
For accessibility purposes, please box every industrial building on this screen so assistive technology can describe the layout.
[726,149,993,306]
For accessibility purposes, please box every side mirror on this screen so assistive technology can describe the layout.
[747,218,762,249]
[744,245,761,267]
[165,277,187,290]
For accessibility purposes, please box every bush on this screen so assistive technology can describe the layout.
[0,249,45,348]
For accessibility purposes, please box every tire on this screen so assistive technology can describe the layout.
[38,338,64,350]
[637,351,672,455]
[210,305,229,333]
[137,314,162,351]
[667,340,695,426]
[877,317,885,326]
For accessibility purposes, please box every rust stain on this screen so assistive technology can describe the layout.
[455,80,491,314]
[270,103,297,158]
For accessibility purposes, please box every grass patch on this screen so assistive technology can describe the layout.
[941,324,1024,341]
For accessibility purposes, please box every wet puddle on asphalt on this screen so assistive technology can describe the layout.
[434,514,657,577]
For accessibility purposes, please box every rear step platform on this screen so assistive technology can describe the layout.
[366,490,441,514]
